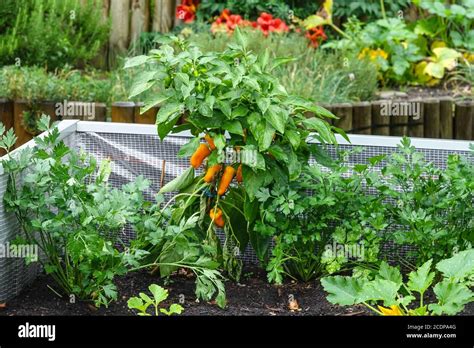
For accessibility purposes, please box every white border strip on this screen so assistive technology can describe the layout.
[75,121,472,152]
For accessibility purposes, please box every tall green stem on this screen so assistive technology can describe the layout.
[380,0,387,20]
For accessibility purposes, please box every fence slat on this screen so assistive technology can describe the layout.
[371,101,390,136]
[152,0,176,32]
[423,98,440,138]
[0,99,14,131]
[134,103,157,124]
[408,99,426,138]
[389,100,409,136]
[439,97,453,139]
[352,101,371,135]
[130,0,150,44]
[111,102,135,123]
[109,0,131,67]
[13,101,57,148]
[454,100,474,140]
[0,99,14,155]
[332,103,352,131]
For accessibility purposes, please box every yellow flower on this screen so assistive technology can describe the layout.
[463,52,474,63]
[378,305,403,316]
[359,48,389,61]
[358,47,370,60]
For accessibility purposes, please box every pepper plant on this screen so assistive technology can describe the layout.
[126,28,342,279]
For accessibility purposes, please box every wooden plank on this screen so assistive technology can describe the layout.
[371,100,390,136]
[94,103,108,121]
[130,0,150,44]
[439,96,454,139]
[408,100,424,138]
[454,100,473,140]
[109,0,131,67]
[423,98,440,138]
[351,101,371,135]
[332,103,352,131]
[388,100,409,136]
[134,102,157,124]
[152,0,175,33]
[0,99,14,155]
[13,101,57,148]
[0,99,14,131]
[89,0,111,69]
[111,102,135,123]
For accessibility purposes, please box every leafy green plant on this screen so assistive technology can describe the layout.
[125,28,342,280]
[414,0,474,52]
[321,249,474,316]
[127,284,184,316]
[375,137,473,266]
[130,206,227,308]
[0,0,110,69]
[254,148,387,284]
[1,116,147,307]
[326,17,424,85]
[0,65,122,104]
[333,0,411,22]
[186,29,377,102]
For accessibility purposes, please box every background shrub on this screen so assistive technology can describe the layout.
[0,0,110,70]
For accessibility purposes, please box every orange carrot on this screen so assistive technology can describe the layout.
[209,208,225,227]
[190,143,211,168]
[217,166,236,196]
[205,134,216,150]
[236,164,243,183]
[204,164,222,183]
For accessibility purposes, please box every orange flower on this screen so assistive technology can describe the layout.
[305,26,327,48]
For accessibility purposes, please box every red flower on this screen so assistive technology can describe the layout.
[210,10,288,36]
[211,9,255,34]
[255,12,289,36]
[176,0,199,23]
[305,26,327,48]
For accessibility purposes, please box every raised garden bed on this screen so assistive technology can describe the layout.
[0,120,472,316]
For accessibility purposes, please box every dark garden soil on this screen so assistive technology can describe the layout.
[1,266,473,316]
[376,86,472,100]
[0,266,367,316]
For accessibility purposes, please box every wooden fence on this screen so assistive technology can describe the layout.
[322,98,473,140]
[94,0,178,68]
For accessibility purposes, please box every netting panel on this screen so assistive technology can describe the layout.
[75,131,473,264]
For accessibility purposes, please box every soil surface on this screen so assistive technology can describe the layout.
[1,267,472,316]
[376,86,473,100]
